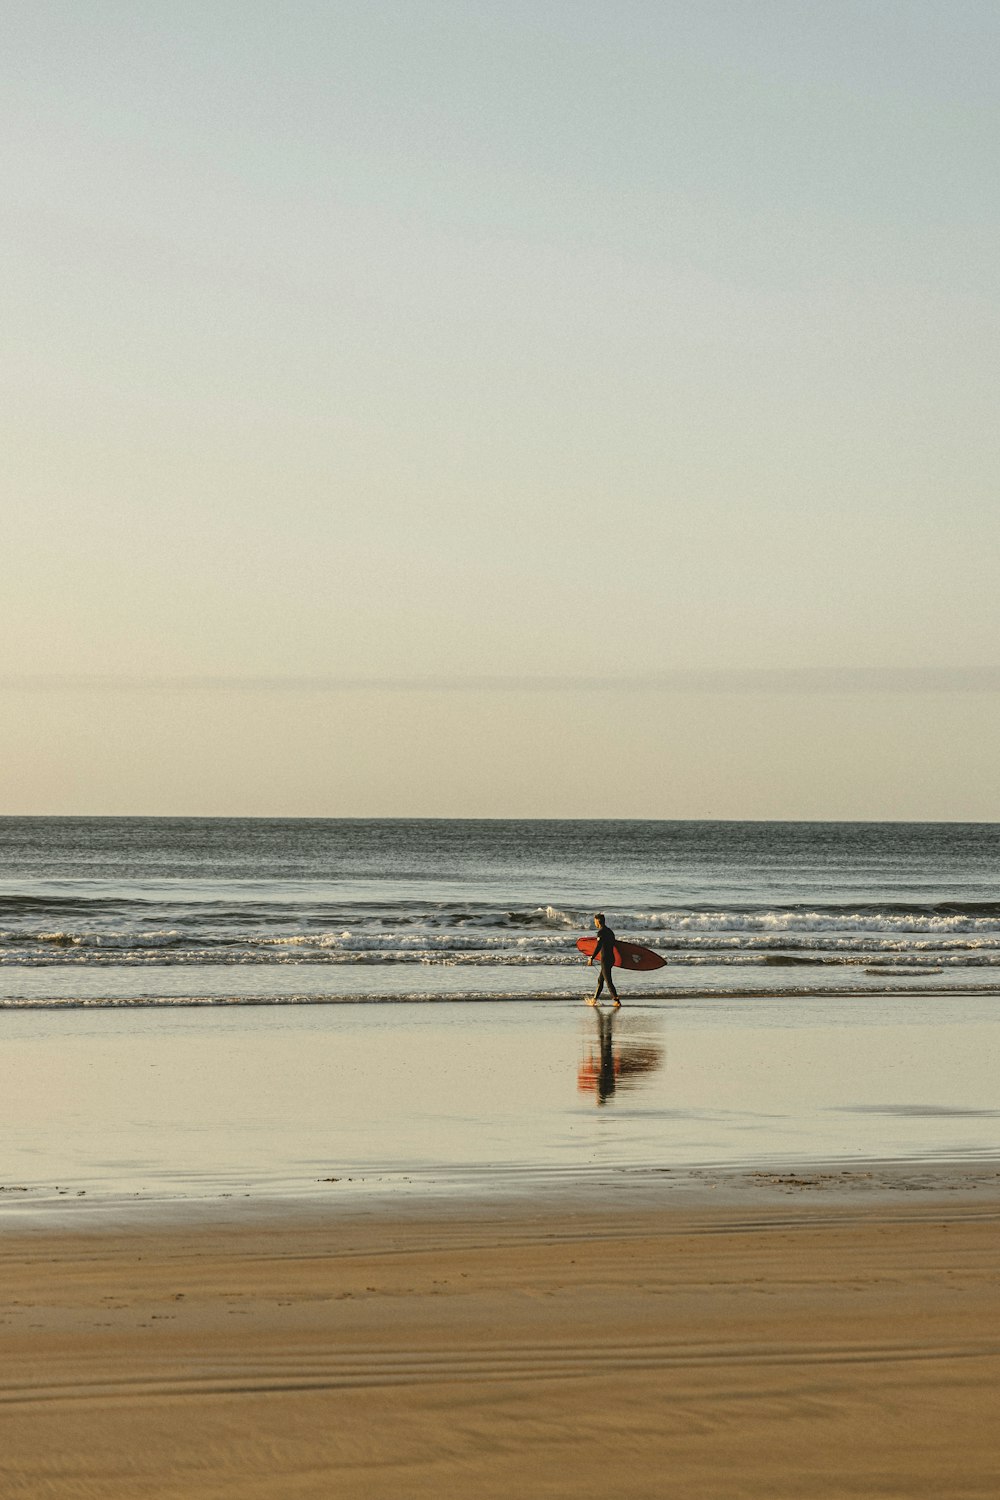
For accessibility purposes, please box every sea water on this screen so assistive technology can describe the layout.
[2,817,1000,1004]
[1,819,998,1206]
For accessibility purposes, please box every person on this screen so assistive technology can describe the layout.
[587,911,620,1006]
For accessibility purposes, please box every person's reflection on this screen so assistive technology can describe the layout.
[577,1006,663,1106]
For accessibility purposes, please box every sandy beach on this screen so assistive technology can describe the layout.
[4,1175,999,1499]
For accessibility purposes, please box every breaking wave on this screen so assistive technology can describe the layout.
[3,895,1000,970]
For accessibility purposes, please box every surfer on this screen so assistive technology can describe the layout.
[587,912,620,1006]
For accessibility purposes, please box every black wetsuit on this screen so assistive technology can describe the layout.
[593,924,618,999]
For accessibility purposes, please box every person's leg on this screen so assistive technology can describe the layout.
[592,967,606,1002]
[602,959,619,1003]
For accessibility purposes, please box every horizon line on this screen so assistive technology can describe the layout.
[2,667,1000,695]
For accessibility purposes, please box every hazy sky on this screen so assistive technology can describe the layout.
[5,1,999,817]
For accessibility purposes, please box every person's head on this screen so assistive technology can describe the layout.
[594,912,606,928]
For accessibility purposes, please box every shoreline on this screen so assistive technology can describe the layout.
[4,1177,999,1498]
[4,981,1000,1007]
[4,1156,1000,1233]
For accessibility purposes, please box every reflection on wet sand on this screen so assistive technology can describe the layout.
[577,1007,664,1105]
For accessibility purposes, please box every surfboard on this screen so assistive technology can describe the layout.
[576,935,667,972]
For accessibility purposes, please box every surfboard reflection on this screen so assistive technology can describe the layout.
[577,1009,664,1106]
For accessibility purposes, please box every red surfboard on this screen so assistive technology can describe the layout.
[576,936,667,972]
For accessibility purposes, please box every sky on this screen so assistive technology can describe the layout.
[4,1,999,818]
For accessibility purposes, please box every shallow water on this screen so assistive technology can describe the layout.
[2,993,998,1213]
[5,960,1000,1006]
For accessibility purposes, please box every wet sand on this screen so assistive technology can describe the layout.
[5,995,1000,1205]
[4,1173,1000,1499]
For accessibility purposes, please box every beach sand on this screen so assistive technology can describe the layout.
[4,1176,999,1498]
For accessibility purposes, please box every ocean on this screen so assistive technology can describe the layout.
[3,818,999,1208]
[1,817,999,1005]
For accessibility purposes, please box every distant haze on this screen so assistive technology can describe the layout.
[4,2,999,818]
